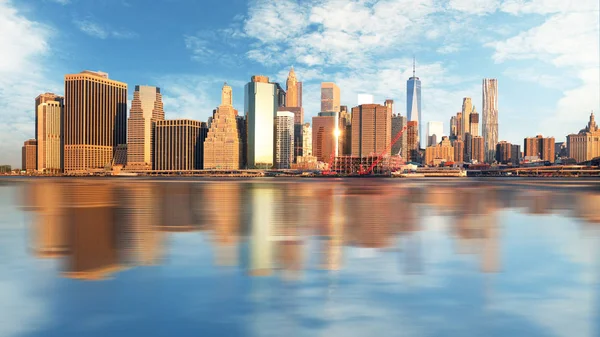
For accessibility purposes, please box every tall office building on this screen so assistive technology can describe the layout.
[245,75,283,168]
[236,116,247,168]
[472,136,485,163]
[35,94,63,173]
[321,82,340,113]
[450,116,458,139]
[392,114,408,157]
[464,133,473,162]
[454,139,464,163]
[64,71,127,173]
[22,139,37,172]
[127,85,164,169]
[274,111,295,169]
[456,112,463,140]
[461,97,472,140]
[469,109,480,136]
[351,104,391,158]
[425,137,454,166]
[406,121,419,162]
[510,144,521,165]
[339,106,352,156]
[204,83,241,170]
[281,67,304,160]
[407,58,422,147]
[567,112,600,163]
[312,115,337,163]
[482,79,499,163]
[496,141,512,164]
[427,121,443,147]
[524,135,555,163]
[154,120,208,170]
[302,123,312,157]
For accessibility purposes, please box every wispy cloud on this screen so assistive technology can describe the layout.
[73,19,137,39]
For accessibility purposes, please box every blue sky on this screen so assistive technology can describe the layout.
[0,0,598,166]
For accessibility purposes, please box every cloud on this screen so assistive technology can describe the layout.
[73,19,137,39]
[0,0,61,167]
[447,0,500,15]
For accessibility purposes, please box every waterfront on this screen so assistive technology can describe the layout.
[1,178,599,336]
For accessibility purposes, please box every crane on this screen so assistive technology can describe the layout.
[359,125,408,175]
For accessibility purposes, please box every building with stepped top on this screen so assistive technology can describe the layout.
[204,83,241,170]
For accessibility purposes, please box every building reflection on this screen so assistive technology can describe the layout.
[205,182,242,267]
[248,186,274,276]
[28,181,69,258]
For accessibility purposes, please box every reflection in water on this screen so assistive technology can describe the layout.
[9,178,600,336]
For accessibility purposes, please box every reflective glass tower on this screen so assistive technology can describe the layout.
[406,58,422,148]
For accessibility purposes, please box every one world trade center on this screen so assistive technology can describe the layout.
[406,58,422,148]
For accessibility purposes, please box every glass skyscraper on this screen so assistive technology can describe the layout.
[406,60,422,148]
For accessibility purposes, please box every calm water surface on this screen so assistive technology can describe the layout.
[1,178,599,337]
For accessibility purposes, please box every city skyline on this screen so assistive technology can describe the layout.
[0,0,598,166]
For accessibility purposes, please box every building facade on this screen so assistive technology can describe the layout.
[321,82,340,113]
[274,111,295,169]
[312,115,336,164]
[524,135,555,163]
[464,133,473,163]
[567,112,600,163]
[351,104,392,158]
[127,85,164,169]
[392,114,407,158]
[425,137,454,166]
[450,116,458,139]
[482,79,499,163]
[281,67,304,160]
[245,76,282,169]
[35,94,63,173]
[64,71,127,173]
[406,121,419,163]
[472,136,485,163]
[496,141,511,164]
[154,120,207,171]
[461,97,472,141]
[454,139,464,163]
[511,144,521,165]
[302,123,312,157]
[204,83,241,170]
[22,139,37,172]
[469,110,480,136]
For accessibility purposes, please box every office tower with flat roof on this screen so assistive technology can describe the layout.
[454,139,464,163]
[321,82,340,113]
[425,136,454,166]
[464,133,473,162]
[407,58,422,146]
[312,115,337,163]
[351,103,392,158]
[407,121,419,162]
[469,108,480,136]
[204,83,241,170]
[236,116,247,168]
[127,85,164,170]
[275,111,294,169]
[302,123,312,157]
[456,112,463,140]
[524,135,555,163]
[22,139,37,172]
[245,76,281,168]
[35,94,64,173]
[427,121,443,147]
[154,119,208,170]
[461,97,472,140]
[567,112,600,163]
[482,79,499,163]
[64,71,127,173]
[472,136,485,163]
[392,114,407,158]
[510,144,521,165]
[496,141,511,164]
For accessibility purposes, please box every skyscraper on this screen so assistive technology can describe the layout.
[461,97,472,140]
[392,114,407,157]
[472,136,485,163]
[127,85,164,170]
[407,58,422,147]
[245,75,282,168]
[281,67,304,160]
[321,82,340,113]
[496,141,511,164]
[482,79,499,163]
[464,133,473,163]
[312,115,337,163]
[407,121,419,163]
[426,121,443,147]
[274,111,295,169]
[351,104,391,158]
[454,139,464,163]
[567,112,600,163]
[524,135,555,163]
[469,109,480,136]
[302,123,312,157]
[35,94,63,173]
[456,112,463,140]
[510,144,521,165]
[450,116,458,139]
[22,139,37,172]
[204,83,241,170]
[64,71,127,173]
[154,120,208,170]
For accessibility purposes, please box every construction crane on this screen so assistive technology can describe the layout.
[359,125,408,175]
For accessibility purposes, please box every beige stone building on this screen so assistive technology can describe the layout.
[22,139,37,172]
[425,137,454,166]
[472,136,485,163]
[127,85,164,170]
[567,112,600,163]
[204,83,241,170]
[461,97,472,140]
[35,94,63,173]
[64,71,127,173]
[321,82,340,113]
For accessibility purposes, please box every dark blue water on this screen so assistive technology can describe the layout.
[0,178,599,337]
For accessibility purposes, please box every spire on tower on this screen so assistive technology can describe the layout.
[412,56,416,78]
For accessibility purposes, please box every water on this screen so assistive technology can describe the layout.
[1,177,599,337]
